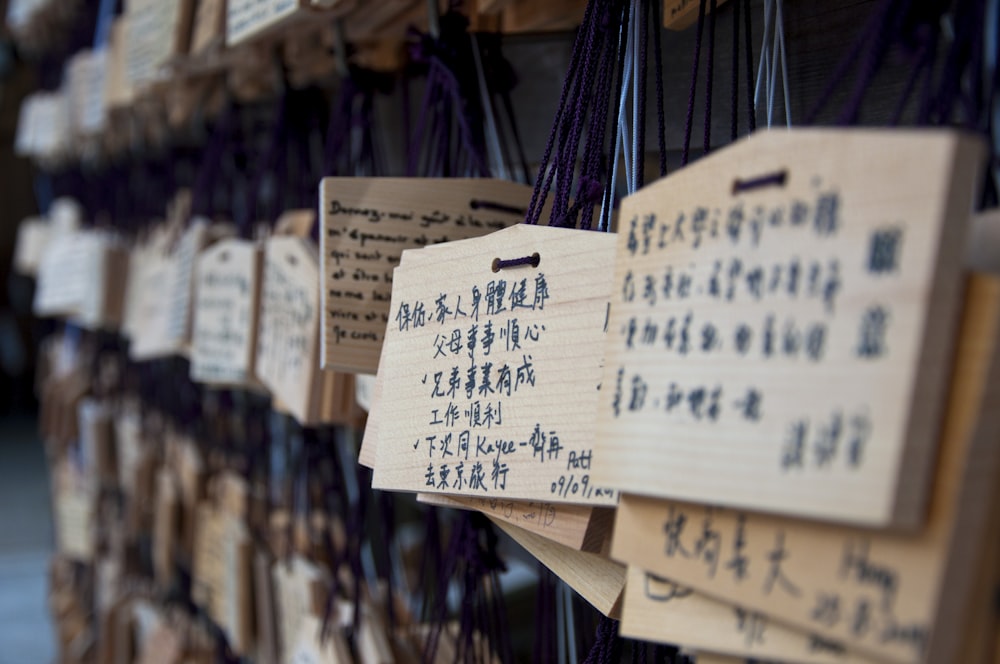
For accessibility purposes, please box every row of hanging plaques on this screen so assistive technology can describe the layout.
[19,126,1000,663]
[343,128,1000,664]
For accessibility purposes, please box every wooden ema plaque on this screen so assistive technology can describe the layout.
[190,239,263,387]
[492,518,625,619]
[226,0,311,46]
[595,129,984,528]
[609,274,1000,664]
[319,178,536,375]
[371,224,618,506]
[256,234,325,425]
[418,492,613,553]
[621,566,875,663]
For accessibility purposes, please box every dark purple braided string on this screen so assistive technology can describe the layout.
[681,0,708,166]
[522,0,600,225]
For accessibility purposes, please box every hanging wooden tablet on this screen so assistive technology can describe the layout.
[286,614,353,664]
[226,0,311,46]
[67,48,109,136]
[372,224,619,506]
[122,0,195,91]
[131,212,227,360]
[52,460,97,563]
[418,493,614,553]
[596,129,984,528]
[492,518,625,618]
[319,178,539,375]
[73,232,130,332]
[33,229,93,318]
[609,274,1000,664]
[272,555,330,664]
[190,238,264,387]
[254,551,280,664]
[104,18,135,110]
[189,0,225,55]
[13,216,51,275]
[152,468,180,588]
[256,231,324,425]
[621,566,873,663]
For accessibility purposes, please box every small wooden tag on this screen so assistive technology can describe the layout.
[256,234,324,425]
[122,0,195,90]
[130,216,215,360]
[371,224,618,505]
[492,518,625,619]
[621,566,872,663]
[273,556,331,664]
[190,239,264,386]
[418,493,613,553]
[152,468,179,587]
[190,0,225,54]
[67,48,109,136]
[609,275,1000,664]
[34,230,95,318]
[287,613,353,664]
[53,461,97,562]
[226,0,310,46]
[597,129,984,527]
[13,216,52,275]
[319,178,539,375]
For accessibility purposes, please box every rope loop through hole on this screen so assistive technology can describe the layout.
[492,252,540,273]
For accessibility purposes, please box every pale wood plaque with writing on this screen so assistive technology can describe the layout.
[226,0,309,46]
[371,224,618,505]
[596,129,984,527]
[609,275,1000,664]
[191,239,263,386]
[319,178,536,375]
[621,566,875,663]
[256,235,323,425]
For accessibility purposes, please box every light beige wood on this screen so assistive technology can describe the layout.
[12,216,50,275]
[609,274,1000,664]
[622,566,876,663]
[319,177,538,375]
[493,518,624,618]
[596,129,984,528]
[418,493,613,553]
[226,0,310,46]
[190,0,225,54]
[371,224,619,505]
[499,0,587,32]
[254,551,280,664]
[273,556,330,664]
[663,0,730,30]
[34,229,94,317]
[152,469,179,587]
[953,474,1000,664]
[123,0,194,91]
[256,233,325,425]
[190,239,263,387]
[130,216,213,360]
[287,613,353,664]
